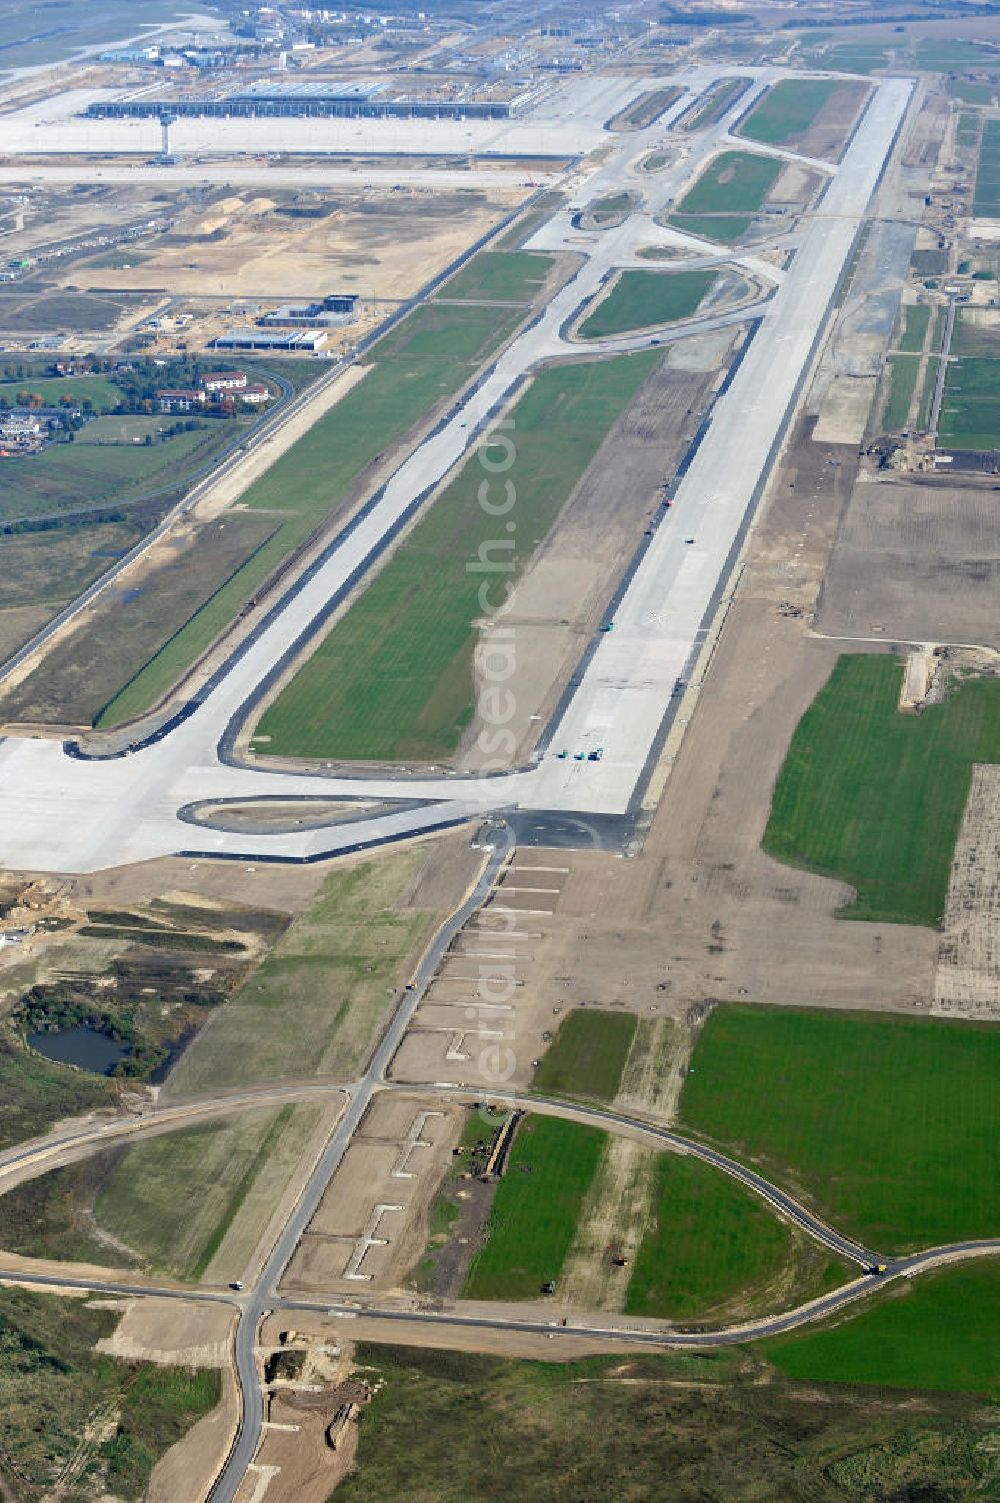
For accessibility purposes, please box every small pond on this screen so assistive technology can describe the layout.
[28,1025,131,1076]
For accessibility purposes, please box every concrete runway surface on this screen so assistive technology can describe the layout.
[0,69,913,874]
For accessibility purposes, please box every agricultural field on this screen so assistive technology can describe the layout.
[679,76,751,132]
[624,1153,846,1321]
[896,302,931,353]
[0,1285,220,1501]
[678,1004,1000,1253]
[738,78,869,158]
[938,353,1000,450]
[881,354,919,429]
[338,1342,1000,1502]
[530,1009,637,1102]
[254,349,659,763]
[915,38,1000,71]
[948,79,994,105]
[764,1261,1000,1398]
[439,250,554,303]
[973,119,1000,216]
[164,851,438,1092]
[818,43,891,74]
[98,302,522,729]
[463,1115,606,1301]
[673,152,782,216]
[578,269,719,339]
[763,654,1000,925]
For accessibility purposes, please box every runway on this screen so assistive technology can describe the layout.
[0,69,913,875]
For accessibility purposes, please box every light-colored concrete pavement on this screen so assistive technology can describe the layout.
[0,70,912,874]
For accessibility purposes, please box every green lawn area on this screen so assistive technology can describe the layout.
[678,1004,1000,1253]
[0,1285,220,1499]
[763,653,1000,925]
[165,850,436,1092]
[578,269,718,339]
[440,251,554,303]
[463,1115,606,1300]
[739,78,860,150]
[531,1010,637,1102]
[625,1153,821,1320]
[957,112,981,148]
[255,349,658,762]
[938,354,1000,449]
[897,302,930,352]
[96,303,522,728]
[0,373,121,412]
[764,1262,1000,1398]
[882,355,919,429]
[675,151,782,215]
[666,212,753,245]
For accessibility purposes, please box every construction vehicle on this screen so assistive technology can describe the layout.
[588,748,603,762]
[868,1263,889,1275]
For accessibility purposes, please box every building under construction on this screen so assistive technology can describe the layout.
[86,78,531,122]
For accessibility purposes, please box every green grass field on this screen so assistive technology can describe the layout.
[938,354,1000,450]
[916,39,1000,71]
[0,424,228,524]
[439,251,553,303]
[165,850,435,1092]
[882,355,919,429]
[255,350,658,761]
[738,78,858,150]
[91,1103,319,1280]
[678,1004,1000,1253]
[530,1010,637,1102]
[897,303,930,353]
[765,1262,1000,1398]
[464,1115,606,1300]
[948,79,994,105]
[763,653,1000,925]
[625,1153,808,1320]
[0,373,121,412]
[578,269,718,339]
[0,1285,220,1498]
[957,112,981,149]
[820,45,890,74]
[97,303,521,728]
[675,151,782,215]
[665,212,753,245]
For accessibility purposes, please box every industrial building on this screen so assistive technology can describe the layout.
[213,327,328,352]
[85,77,527,122]
[258,293,360,328]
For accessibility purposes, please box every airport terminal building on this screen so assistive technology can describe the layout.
[86,78,528,122]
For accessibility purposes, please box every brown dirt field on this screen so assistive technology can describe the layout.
[815,476,1000,649]
[280,1094,465,1297]
[92,1295,233,1366]
[82,189,523,302]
